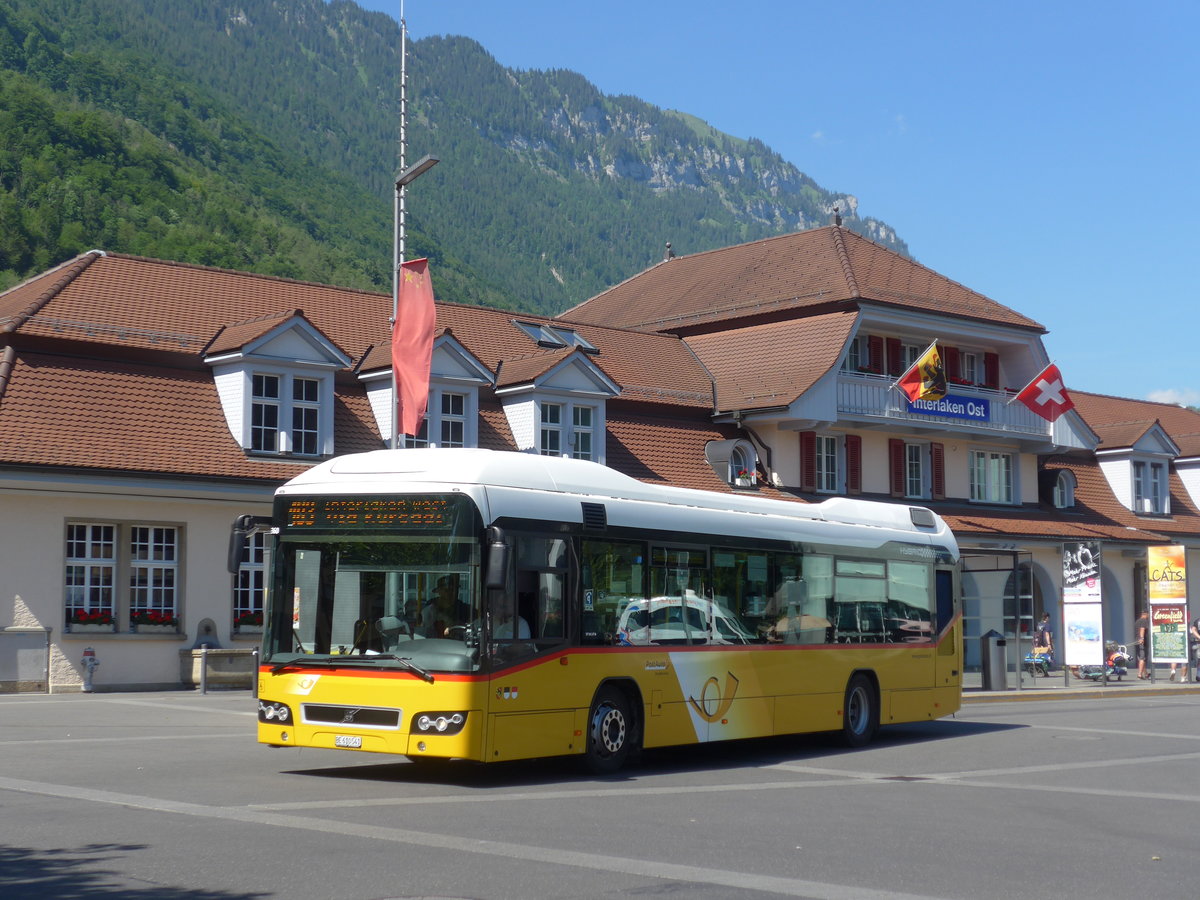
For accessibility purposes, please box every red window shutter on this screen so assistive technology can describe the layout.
[943,346,960,382]
[888,439,905,498]
[886,338,902,376]
[799,431,817,492]
[930,442,945,500]
[845,434,862,495]
[984,352,1000,389]
[866,335,883,374]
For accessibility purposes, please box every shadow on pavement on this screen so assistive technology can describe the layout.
[280,717,1023,788]
[0,843,270,900]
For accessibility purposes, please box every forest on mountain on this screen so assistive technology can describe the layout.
[0,0,908,314]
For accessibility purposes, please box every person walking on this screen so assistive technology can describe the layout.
[1134,607,1150,679]
[1190,614,1200,683]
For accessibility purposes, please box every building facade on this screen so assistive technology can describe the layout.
[1,228,1197,690]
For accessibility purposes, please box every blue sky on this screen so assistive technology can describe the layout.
[358,1,1199,406]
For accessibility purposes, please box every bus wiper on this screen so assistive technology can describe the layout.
[337,654,436,683]
[270,657,334,674]
[381,655,436,683]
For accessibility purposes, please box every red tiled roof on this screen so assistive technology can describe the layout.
[1073,391,1200,455]
[561,226,1044,334]
[685,311,855,412]
[0,352,375,481]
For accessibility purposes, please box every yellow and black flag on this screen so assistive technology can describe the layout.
[895,341,947,402]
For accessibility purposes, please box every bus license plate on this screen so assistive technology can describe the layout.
[334,735,362,749]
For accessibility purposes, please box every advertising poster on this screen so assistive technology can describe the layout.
[1062,542,1102,603]
[1147,545,1187,602]
[1063,603,1104,666]
[1150,603,1188,663]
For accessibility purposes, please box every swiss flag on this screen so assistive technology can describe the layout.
[1016,363,1074,422]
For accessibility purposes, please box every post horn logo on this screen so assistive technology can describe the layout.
[687,672,740,723]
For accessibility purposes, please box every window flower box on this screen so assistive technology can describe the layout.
[67,612,114,633]
[68,622,115,634]
[234,612,263,633]
[132,623,179,634]
[130,612,179,634]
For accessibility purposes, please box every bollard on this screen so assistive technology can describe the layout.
[200,644,209,694]
[252,647,260,698]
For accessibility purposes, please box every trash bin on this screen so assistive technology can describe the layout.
[980,630,1007,691]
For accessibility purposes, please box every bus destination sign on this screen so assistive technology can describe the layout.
[283,497,454,530]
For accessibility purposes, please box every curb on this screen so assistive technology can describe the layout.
[962,684,1200,704]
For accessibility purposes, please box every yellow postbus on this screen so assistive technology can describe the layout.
[254,448,961,772]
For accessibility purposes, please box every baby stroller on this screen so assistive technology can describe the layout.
[1025,646,1053,677]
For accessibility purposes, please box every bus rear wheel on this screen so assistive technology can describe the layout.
[584,686,633,774]
[841,674,878,748]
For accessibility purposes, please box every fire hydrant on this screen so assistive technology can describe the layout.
[81,646,99,693]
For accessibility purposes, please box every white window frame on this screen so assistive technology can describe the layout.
[251,373,281,452]
[969,449,1015,504]
[65,523,116,626]
[290,376,320,455]
[404,388,474,449]
[961,351,980,385]
[571,405,594,460]
[904,442,927,499]
[730,443,757,486]
[843,336,867,372]
[65,520,183,631]
[815,434,839,493]
[249,369,330,457]
[1053,471,1076,509]
[539,402,563,456]
[234,531,266,630]
[1133,460,1169,514]
[128,526,179,625]
[535,399,600,460]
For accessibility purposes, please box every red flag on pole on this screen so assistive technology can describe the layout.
[1015,363,1074,422]
[392,258,436,436]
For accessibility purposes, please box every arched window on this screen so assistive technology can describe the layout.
[1053,471,1076,509]
[730,443,756,486]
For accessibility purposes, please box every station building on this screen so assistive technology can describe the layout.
[1,225,1197,690]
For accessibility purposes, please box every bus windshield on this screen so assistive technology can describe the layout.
[264,494,484,673]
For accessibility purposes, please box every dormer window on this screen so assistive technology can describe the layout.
[704,438,758,488]
[205,311,349,460]
[537,401,597,460]
[247,371,328,456]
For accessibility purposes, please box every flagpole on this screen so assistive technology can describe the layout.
[390,1,408,450]
[390,3,439,449]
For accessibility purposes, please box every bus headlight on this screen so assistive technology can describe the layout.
[258,700,293,724]
[413,712,466,735]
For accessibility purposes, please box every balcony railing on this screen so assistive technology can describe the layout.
[838,372,1050,437]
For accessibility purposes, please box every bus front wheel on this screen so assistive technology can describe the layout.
[841,674,878,748]
[584,686,633,774]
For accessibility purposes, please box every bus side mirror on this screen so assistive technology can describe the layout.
[228,514,271,573]
[485,527,509,590]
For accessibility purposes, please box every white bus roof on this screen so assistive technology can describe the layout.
[280,449,956,555]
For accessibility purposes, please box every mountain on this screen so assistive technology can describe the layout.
[0,0,909,314]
